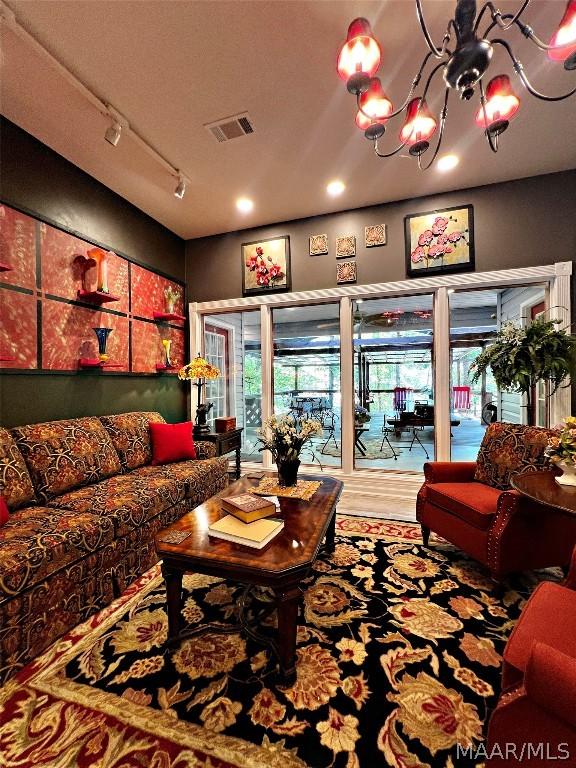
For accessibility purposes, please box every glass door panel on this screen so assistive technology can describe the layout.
[272,304,341,468]
[202,311,262,462]
[353,295,434,471]
[449,285,547,460]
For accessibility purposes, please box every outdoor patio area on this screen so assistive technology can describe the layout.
[241,410,486,472]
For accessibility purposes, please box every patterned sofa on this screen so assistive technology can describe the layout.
[0,411,229,684]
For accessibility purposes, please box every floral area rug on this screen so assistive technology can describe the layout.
[0,517,560,768]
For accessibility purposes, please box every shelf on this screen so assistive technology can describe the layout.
[77,290,120,305]
[0,262,12,272]
[79,358,122,369]
[153,312,186,323]
[155,364,178,372]
[0,356,16,362]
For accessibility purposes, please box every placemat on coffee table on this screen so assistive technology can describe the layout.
[252,477,321,500]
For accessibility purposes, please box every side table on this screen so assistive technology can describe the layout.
[511,470,576,516]
[200,428,244,479]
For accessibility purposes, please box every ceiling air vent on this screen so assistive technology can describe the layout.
[205,113,255,143]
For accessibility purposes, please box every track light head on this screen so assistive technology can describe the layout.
[174,176,186,199]
[104,121,122,147]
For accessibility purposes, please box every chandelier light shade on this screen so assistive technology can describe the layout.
[337,17,381,93]
[475,75,520,134]
[399,97,438,155]
[358,77,394,120]
[337,1,576,170]
[548,1,576,67]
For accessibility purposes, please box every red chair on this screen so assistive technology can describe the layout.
[417,422,576,579]
[485,548,576,766]
[452,385,471,411]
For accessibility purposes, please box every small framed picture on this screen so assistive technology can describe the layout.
[336,235,356,259]
[365,224,387,248]
[309,234,328,256]
[242,236,291,295]
[337,260,357,284]
[405,205,474,277]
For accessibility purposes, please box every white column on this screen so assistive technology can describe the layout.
[549,262,573,426]
[188,303,201,420]
[433,288,451,461]
[340,297,354,475]
[260,304,274,469]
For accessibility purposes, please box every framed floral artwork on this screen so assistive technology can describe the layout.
[405,205,474,277]
[242,236,291,295]
[336,235,356,259]
[336,260,357,284]
[309,234,328,256]
[365,224,387,247]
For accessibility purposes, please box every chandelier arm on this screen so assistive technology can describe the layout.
[355,51,437,121]
[415,0,450,58]
[421,61,447,102]
[373,137,410,158]
[479,80,500,153]
[484,13,573,53]
[417,88,450,171]
[475,1,530,34]
[492,38,576,101]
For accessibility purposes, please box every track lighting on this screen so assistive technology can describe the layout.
[174,175,186,199]
[104,121,122,147]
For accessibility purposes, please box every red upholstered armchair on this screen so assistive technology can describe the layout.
[417,423,576,579]
[485,548,576,766]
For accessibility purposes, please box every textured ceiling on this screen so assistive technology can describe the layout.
[2,0,575,239]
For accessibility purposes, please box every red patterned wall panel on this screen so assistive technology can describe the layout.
[131,263,185,319]
[0,288,37,368]
[0,205,37,290]
[131,320,185,373]
[42,300,129,371]
[41,225,129,314]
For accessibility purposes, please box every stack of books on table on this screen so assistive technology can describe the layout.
[208,493,283,549]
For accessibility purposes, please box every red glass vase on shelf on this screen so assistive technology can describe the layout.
[74,248,120,305]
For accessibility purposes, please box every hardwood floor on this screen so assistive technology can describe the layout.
[239,462,420,522]
[337,471,420,522]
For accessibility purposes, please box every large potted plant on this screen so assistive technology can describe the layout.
[470,317,576,425]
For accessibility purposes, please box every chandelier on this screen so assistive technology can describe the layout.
[337,0,576,169]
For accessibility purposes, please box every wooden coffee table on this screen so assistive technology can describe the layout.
[155,472,342,684]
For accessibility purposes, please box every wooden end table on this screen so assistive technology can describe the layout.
[511,470,576,516]
[155,472,342,685]
[199,428,243,479]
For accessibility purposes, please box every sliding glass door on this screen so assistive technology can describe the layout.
[272,304,341,468]
[448,285,548,460]
[352,295,435,470]
[192,264,566,476]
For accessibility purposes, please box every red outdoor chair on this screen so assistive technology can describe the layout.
[452,385,471,411]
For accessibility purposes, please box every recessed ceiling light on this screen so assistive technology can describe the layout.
[327,180,345,196]
[236,197,254,213]
[437,154,459,172]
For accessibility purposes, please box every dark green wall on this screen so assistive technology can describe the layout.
[0,119,188,428]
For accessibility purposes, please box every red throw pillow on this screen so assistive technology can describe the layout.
[149,421,197,465]
[0,496,8,527]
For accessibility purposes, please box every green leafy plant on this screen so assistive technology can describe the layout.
[470,317,576,425]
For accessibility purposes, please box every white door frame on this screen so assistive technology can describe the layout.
[189,261,572,477]
[202,316,237,419]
